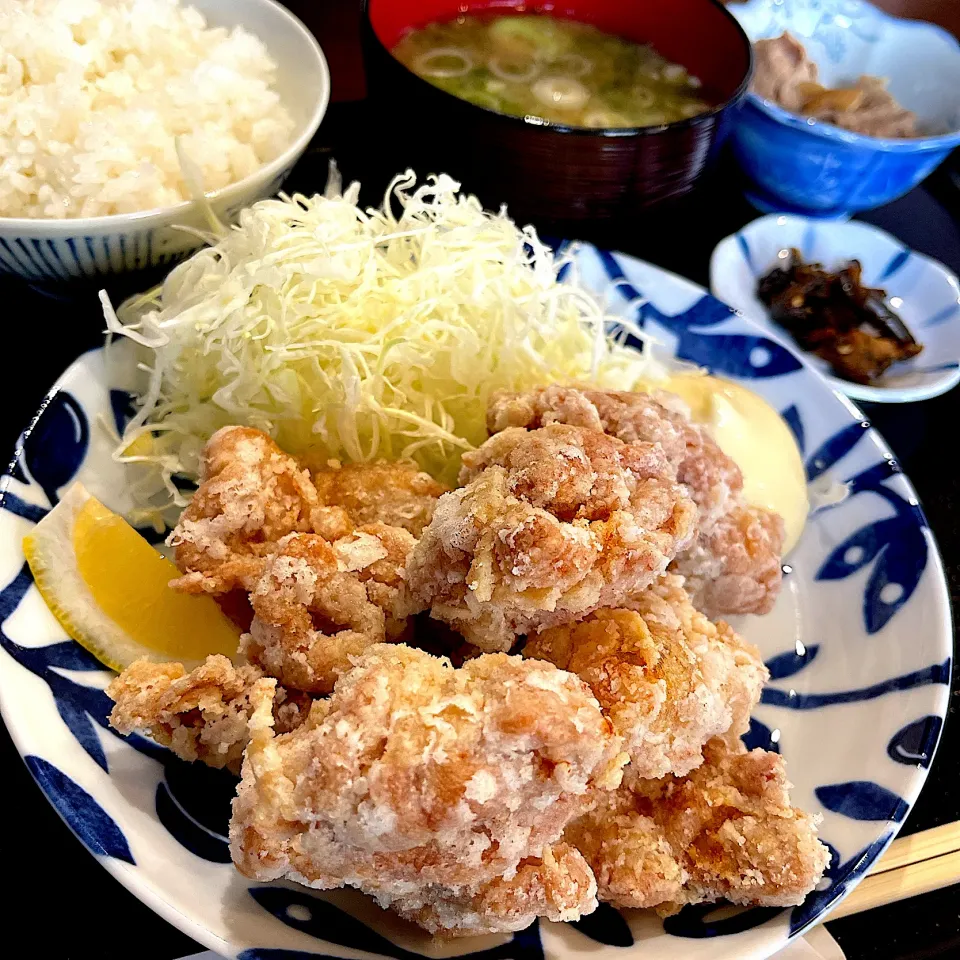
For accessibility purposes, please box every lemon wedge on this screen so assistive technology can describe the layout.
[121,431,156,458]
[23,482,240,672]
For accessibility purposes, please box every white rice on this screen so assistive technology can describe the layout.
[0,0,296,219]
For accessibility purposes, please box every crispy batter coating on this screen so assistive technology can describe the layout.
[672,504,786,618]
[566,738,830,912]
[106,655,311,772]
[487,386,784,617]
[394,843,598,936]
[524,576,767,779]
[488,385,732,523]
[488,387,681,459]
[242,525,417,694]
[404,424,697,652]
[169,427,326,596]
[313,460,447,536]
[230,643,627,936]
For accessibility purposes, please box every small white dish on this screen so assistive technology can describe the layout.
[711,215,960,402]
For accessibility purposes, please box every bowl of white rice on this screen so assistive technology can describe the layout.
[0,0,329,284]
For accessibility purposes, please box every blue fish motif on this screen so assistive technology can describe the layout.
[817,518,901,581]
[815,781,909,823]
[249,887,546,960]
[761,658,950,710]
[814,455,928,634]
[596,250,802,379]
[18,389,89,505]
[780,404,806,455]
[789,835,890,935]
[861,523,927,634]
[887,716,943,768]
[569,903,634,947]
[805,420,871,483]
[765,645,820,682]
[742,717,781,754]
[25,755,134,864]
[662,903,782,939]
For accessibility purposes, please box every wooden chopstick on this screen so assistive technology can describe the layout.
[828,821,960,921]
[865,821,960,875]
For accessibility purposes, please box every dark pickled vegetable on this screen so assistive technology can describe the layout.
[757,249,923,385]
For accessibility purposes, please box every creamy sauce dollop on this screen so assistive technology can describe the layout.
[650,374,809,555]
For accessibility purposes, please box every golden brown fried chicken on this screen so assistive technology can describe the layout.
[488,385,728,519]
[169,426,329,596]
[403,424,697,653]
[106,655,311,772]
[524,576,767,779]
[242,524,417,694]
[313,460,447,536]
[487,386,784,617]
[566,738,830,912]
[672,504,785,619]
[169,430,436,601]
[394,842,598,936]
[230,643,627,937]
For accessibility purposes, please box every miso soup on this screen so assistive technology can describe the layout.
[393,14,712,128]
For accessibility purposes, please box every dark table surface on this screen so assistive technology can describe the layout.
[0,100,958,959]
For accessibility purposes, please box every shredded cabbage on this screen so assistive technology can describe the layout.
[105,169,674,521]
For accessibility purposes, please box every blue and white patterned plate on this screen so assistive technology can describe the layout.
[0,246,951,960]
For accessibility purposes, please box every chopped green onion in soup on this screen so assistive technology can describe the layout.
[393,14,711,128]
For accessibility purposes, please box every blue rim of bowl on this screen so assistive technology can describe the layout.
[0,0,330,232]
[738,0,960,152]
[743,93,960,152]
[363,0,755,139]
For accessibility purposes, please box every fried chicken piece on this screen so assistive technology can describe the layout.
[403,424,697,652]
[395,843,598,936]
[672,504,785,618]
[169,426,329,596]
[488,385,733,525]
[524,576,767,779]
[242,524,417,694]
[230,643,627,936]
[106,655,312,772]
[566,738,830,912]
[488,386,784,617]
[313,460,447,536]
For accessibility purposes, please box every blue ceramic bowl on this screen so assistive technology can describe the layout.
[728,0,960,218]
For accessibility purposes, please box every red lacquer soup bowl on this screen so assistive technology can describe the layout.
[362,0,753,225]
